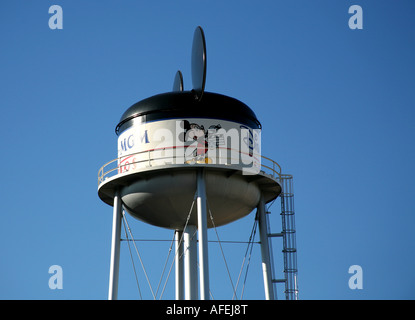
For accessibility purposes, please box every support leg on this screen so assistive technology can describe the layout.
[175,230,184,300]
[108,190,122,300]
[258,194,275,300]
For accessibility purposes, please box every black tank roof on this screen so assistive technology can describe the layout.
[115,91,261,135]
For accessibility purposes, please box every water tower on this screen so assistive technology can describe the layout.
[98,27,298,300]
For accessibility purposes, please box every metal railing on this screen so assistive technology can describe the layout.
[98,147,281,186]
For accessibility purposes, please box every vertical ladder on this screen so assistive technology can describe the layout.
[267,174,299,300]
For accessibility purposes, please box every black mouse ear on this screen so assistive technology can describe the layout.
[191,26,207,102]
[178,120,190,142]
[180,120,191,131]
[172,70,184,92]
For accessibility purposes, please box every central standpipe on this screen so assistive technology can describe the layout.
[184,225,197,299]
[196,169,210,300]
[178,169,210,300]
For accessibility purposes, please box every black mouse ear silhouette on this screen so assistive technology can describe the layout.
[172,70,184,92]
[191,26,207,101]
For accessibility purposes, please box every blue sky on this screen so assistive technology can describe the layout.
[1,0,414,300]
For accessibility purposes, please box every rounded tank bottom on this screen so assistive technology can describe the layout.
[120,169,261,229]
